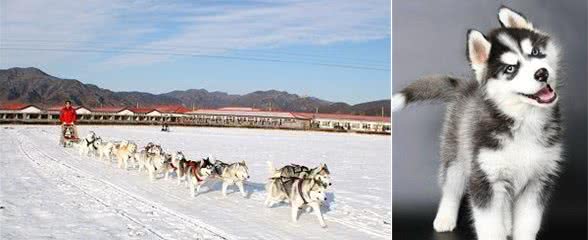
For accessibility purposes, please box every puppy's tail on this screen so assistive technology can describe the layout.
[392,75,474,112]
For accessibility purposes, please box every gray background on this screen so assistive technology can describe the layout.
[393,0,587,238]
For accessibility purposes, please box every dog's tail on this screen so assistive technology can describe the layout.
[392,75,474,112]
[266,161,276,176]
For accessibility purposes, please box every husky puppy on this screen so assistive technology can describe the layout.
[183,158,215,197]
[77,132,99,157]
[114,140,138,170]
[392,7,562,240]
[211,160,250,197]
[268,162,332,188]
[265,177,328,228]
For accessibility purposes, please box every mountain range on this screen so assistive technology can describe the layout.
[0,67,390,116]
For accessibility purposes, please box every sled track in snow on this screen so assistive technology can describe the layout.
[13,130,231,240]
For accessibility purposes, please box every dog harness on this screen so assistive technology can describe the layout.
[86,137,99,150]
[272,177,312,205]
[298,179,309,205]
[187,161,205,182]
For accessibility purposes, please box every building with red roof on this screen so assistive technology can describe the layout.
[294,112,390,133]
[0,103,390,133]
[0,103,42,113]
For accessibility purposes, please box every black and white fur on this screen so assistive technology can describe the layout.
[392,7,562,240]
[186,158,215,197]
[161,151,188,184]
[265,177,328,228]
[77,131,99,157]
[135,143,165,180]
[267,162,332,188]
[211,160,250,198]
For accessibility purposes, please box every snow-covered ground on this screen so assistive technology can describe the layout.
[0,125,391,239]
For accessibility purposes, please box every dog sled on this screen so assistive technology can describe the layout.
[61,124,80,148]
[161,123,170,132]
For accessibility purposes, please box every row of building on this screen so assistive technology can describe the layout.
[0,103,391,134]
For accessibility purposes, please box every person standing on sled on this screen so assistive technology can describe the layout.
[59,100,78,145]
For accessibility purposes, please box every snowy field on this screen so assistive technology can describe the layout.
[0,125,391,239]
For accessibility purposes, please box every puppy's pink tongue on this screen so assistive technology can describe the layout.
[537,86,554,101]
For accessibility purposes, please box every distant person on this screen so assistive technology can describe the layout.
[59,100,78,144]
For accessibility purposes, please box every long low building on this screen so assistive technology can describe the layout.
[295,113,391,133]
[0,104,390,134]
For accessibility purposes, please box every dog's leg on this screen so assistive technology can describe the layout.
[195,182,202,195]
[190,182,196,197]
[264,184,274,207]
[221,181,229,197]
[433,160,466,232]
[310,202,326,228]
[177,171,183,185]
[117,155,123,169]
[148,166,155,181]
[291,205,300,223]
[512,181,545,240]
[236,181,246,197]
[503,200,512,237]
[124,155,129,170]
[264,195,273,207]
[471,188,508,240]
[189,176,196,197]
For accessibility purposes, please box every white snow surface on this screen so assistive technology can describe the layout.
[0,125,391,239]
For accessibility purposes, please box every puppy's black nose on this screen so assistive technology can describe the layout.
[534,68,549,82]
[324,197,327,201]
[329,183,332,186]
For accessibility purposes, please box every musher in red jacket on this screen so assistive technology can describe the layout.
[59,100,78,144]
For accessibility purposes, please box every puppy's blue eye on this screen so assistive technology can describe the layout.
[504,65,516,74]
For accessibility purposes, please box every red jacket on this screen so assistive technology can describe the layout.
[59,106,77,124]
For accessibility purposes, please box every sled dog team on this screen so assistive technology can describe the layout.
[72,131,332,227]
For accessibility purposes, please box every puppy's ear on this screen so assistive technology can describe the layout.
[467,30,491,82]
[498,6,533,30]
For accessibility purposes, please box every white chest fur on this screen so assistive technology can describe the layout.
[477,113,562,194]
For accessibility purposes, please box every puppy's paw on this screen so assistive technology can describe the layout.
[433,214,457,232]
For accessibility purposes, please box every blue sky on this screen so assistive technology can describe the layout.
[0,0,390,104]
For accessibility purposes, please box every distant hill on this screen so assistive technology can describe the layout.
[0,67,390,116]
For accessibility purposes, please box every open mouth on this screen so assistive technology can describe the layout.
[519,84,557,104]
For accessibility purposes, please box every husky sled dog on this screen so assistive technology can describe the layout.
[392,7,562,240]
[113,140,138,170]
[210,160,250,197]
[135,142,161,170]
[182,158,215,197]
[161,151,187,183]
[77,131,99,157]
[135,143,166,180]
[96,140,115,162]
[265,176,328,228]
[268,162,332,188]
